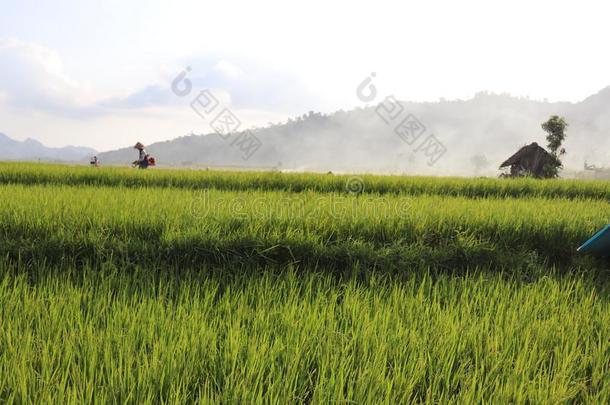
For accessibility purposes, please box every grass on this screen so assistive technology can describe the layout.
[1,163,610,403]
[3,161,610,199]
[0,183,607,269]
[1,262,609,403]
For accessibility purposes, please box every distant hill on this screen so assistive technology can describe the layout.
[97,87,610,176]
[13,86,610,175]
[0,133,96,162]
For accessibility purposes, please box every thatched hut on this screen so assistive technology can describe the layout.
[499,142,558,178]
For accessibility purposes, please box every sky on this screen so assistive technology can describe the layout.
[0,0,609,151]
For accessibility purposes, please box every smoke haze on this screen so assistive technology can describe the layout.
[96,87,610,177]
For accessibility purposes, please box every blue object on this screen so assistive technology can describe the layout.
[578,225,610,256]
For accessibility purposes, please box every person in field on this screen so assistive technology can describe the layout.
[133,142,149,169]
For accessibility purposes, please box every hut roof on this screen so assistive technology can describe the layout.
[499,142,554,169]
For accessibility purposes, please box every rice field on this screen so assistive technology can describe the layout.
[3,161,610,199]
[1,162,609,403]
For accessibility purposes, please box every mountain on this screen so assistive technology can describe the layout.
[0,133,96,162]
[98,87,610,175]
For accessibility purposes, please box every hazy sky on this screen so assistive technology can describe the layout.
[1,0,609,151]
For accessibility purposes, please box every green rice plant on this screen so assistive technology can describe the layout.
[2,162,610,200]
[0,261,608,403]
[2,163,610,403]
[0,183,607,270]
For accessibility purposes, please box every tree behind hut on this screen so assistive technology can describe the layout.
[541,115,567,178]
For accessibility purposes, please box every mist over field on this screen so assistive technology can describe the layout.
[3,86,610,177]
[92,87,610,176]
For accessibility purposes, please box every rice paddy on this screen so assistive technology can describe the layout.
[1,162,609,403]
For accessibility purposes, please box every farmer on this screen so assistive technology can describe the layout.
[133,142,149,169]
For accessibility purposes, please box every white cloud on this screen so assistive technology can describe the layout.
[1,0,610,151]
[213,60,245,79]
[0,38,94,114]
[0,39,300,149]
